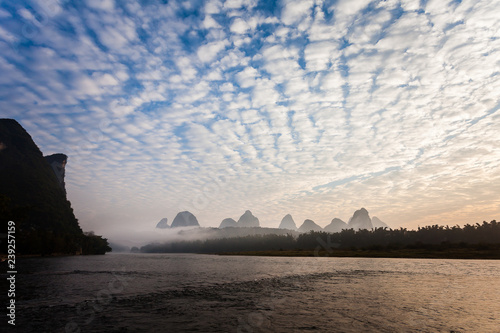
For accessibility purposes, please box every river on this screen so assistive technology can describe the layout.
[6,254,500,332]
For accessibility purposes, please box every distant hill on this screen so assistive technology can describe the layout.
[171,211,200,227]
[141,226,300,252]
[0,118,110,255]
[219,218,237,228]
[279,214,297,230]
[372,216,389,229]
[156,218,169,229]
[141,221,500,257]
[205,226,299,238]
[237,210,260,227]
[298,219,323,232]
[324,218,347,233]
[347,208,373,230]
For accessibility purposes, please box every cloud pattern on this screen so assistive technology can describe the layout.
[1,0,499,238]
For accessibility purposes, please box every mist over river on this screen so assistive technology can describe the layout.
[7,254,500,332]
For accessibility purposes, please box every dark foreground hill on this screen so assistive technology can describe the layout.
[0,118,110,255]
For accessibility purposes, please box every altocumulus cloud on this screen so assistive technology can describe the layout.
[0,0,499,242]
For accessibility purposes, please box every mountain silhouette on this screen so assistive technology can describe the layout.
[279,214,297,230]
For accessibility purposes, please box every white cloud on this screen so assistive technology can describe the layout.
[223,0,257,10]
[86,0,115,11]
[0,26,17,43]
[252,78,280,107]
[31,0,64,17]
[92,73,119,86]
[219,82,235,92]
[230,17,250,34]
[197,40,229,63]
[205,0,223,14]
[74,75,101,96]
[236,66,259,88]
[168,57,195,83]
[400,0,420,12]
[334,0,372,17]
[203,15,221,29]
[304,41,337,71]
[281,0,314,26]
[0,8,11,18]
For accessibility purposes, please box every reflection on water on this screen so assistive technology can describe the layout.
[10,254,500,332]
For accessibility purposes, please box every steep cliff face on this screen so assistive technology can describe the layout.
[0,119,109,255]
[0,119,80,233]
[45,153,68,194]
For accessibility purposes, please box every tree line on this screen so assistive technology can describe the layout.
[140,220,500,253]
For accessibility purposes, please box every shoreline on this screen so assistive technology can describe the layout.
[4,249,499,260]
[216,248,500,259]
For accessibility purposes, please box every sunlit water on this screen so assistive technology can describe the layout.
[6,254,500,332]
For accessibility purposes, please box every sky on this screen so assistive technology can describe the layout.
[1,0,499,242]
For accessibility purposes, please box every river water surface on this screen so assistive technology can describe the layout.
[7,254,500,332]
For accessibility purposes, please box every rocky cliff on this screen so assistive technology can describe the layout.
[45,153,67,194]
[0,119,81,234]
[0,118,110,255]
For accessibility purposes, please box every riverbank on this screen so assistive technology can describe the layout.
[218,248,500,259]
